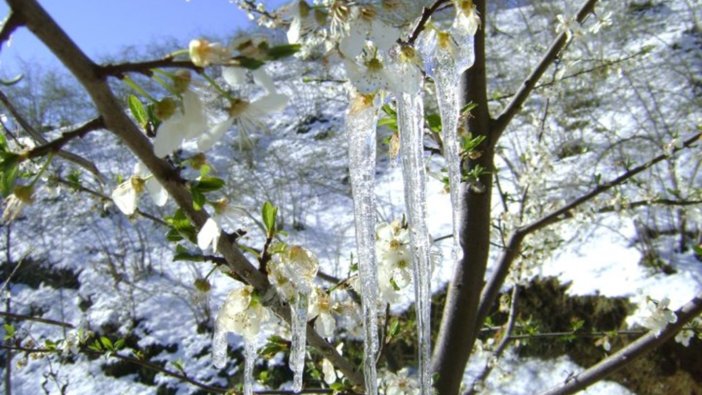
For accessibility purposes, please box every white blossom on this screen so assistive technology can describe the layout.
[641,297,677,336]
[153,90,208,157]
[197,218,221,252]
[111,163,168,216]
[339,5,400,58]
[376,220,412,303]
[308,287,336,338]
[189,39,229,67]
[675,328,694,347]
[383,368,419,395]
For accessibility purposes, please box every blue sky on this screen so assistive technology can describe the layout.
[0,0,287,76]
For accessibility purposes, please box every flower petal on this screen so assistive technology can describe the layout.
[197,218,221,251]
[222,66,247,88]
[111,181,137,215]
[145,178,168,207]
[198,118,235,151]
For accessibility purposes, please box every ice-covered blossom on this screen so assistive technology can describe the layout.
[376,220,412,303]
[212,285,270,367]
[344,53,392,94]
[153,90,207,157]
[641,297,677,336]
[339,5,400,58]
[189,39,229,67]
[453,0,480,36]
[308,287,336,338]
[386,46,424,94]
[2,185,33,223]
[382,368,419,395]
[197,218,220,252]
[111,163,168,216]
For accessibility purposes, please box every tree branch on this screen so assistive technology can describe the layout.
[0,311,74,329]
[476,132,702,331]
[492,0,599,138]
[6,0,363,389]
[97,58,202,79]
[20,117,104,161]
[0,89,104,182]
[540,291,702,395]
[406,0,451,45]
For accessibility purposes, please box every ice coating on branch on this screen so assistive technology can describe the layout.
[346,92,381,395]
[391,47,433,395]
[267,245,318,392]
[243,340,256,395]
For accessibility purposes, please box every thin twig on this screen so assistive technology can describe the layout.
[406,0,451,45]
[20,117,104,161]
[493,0,599,138]
[0,89,104,182]
[0,311,75,329]
[98,58,202,79]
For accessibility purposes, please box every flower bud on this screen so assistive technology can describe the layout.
[154,97,177,121]
[172,70,192,94]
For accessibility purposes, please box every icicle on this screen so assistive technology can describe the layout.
[429,29,475,261]
[243,340,257,395]
[346,92,381,395]
[392,47,433,395]
[290,291,309,392]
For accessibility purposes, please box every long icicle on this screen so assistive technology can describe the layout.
[290,291,309,392]
[243,340,256,395]
[394,52,433,394]
[433,30,475,261]
[346,92,381,395]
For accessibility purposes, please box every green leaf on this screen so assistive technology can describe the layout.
[100,336,114,351]
[378,116,398,131]
[262,201,277,237]
[266,44,301,60]
[114,338,125,350]
[128,95,148,127]
[388,318,400,338]
[0,154,19,197]
[173,244,205,262]
[44,339,57,351]
[88,340,103,352]
[426,113,442,134]
[234,56,265,70]
[381,104,397,117]
[191,188,206,211]
[693,244,702,257]
[193,177,225,193]
[3,323,15,340]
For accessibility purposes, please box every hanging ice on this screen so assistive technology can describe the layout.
[390,46,433,395]
[270,245,318,392]
[346,92,381,395]
[422,28,475,261]
[290,292,308,392]
[243,340,256,395]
